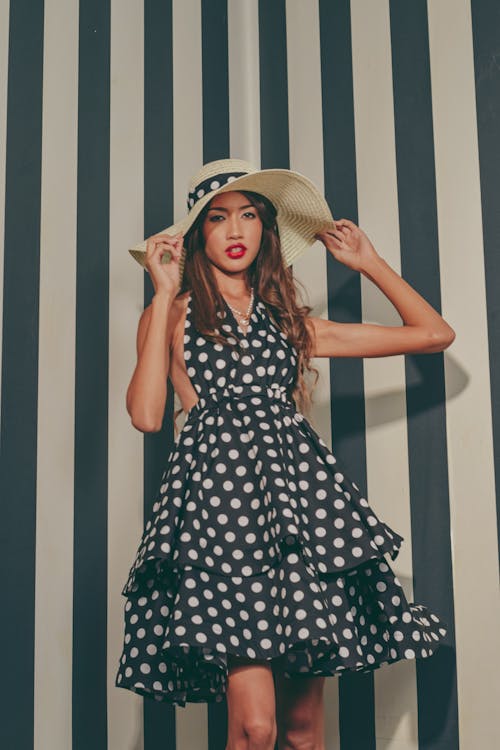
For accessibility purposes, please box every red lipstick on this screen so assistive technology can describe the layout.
[225,243,247,258]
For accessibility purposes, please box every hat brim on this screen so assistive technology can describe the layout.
[128,168,336,272]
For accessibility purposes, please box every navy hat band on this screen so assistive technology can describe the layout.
[187,171,248,210]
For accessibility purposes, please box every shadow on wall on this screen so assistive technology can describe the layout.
[314,352,466,437]
[308,280,469,436]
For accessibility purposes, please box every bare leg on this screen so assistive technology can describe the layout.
[225,654,278,750]
[273,667,326,750]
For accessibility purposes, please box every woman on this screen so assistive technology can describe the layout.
[116,159,454,750]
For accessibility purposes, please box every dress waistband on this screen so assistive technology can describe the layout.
[185,384,296,422]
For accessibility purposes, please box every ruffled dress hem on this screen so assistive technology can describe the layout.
[115,539,447,707]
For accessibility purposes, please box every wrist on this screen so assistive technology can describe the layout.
[360,251,385,280]
[152,290,176,307]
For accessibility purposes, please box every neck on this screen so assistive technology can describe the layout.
[211,266,251,298]
[218,282,253,299]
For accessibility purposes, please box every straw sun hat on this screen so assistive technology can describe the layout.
[128,158,336,281]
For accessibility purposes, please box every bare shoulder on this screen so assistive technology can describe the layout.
[304,316,316,334]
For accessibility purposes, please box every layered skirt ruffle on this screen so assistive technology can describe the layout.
[115,402,448,706]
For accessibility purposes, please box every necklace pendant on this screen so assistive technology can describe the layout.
[224,287,255,333]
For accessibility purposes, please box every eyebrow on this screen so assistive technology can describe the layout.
[206,204,254,212]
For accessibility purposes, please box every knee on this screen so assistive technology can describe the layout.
[285,704,317,731]
[281,708,318,750]
[242,718,277,749]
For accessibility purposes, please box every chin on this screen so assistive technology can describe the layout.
[221,253,257,268]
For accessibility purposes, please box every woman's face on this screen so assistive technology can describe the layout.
[201,191,263,278]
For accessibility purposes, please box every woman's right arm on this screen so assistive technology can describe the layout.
[126,230,184,432]
[126,291,176,432]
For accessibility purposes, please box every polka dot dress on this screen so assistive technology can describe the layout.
[115,291,448,706]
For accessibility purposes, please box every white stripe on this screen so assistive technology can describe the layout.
[34,1,78,748]
[108,1,145,747]
[428,1,500,745]
[285,1,341,742]
[228,0,261,165]
[0,0,10,416]
[173,0,203,224]
[172,0,209,738]
[286,0,332,450]
[351,1,419,744]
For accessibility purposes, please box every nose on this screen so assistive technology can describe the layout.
[226,213,243,238]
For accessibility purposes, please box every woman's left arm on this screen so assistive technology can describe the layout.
[308,219,456,358]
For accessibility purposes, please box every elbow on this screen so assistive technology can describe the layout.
[430,327,456,351]
[128,405,163,433]
[131,418,162,433]
[445,328,456,347]
[126,375,168,432]
[127,405,162,432]
[127,391,165,432]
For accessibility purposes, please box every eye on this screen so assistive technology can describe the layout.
[208,214,225,222]
[243,211,257,219]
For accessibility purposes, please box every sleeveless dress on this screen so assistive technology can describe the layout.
[115,291,448,706]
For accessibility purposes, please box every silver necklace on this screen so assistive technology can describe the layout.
[224,287,255,328]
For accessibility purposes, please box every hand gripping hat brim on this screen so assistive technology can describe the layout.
[128,158,336,280]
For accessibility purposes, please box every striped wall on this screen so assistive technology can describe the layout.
[1,1,499,748]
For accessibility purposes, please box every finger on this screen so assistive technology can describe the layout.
[147,236,170,254]
[315,231,344,246]
[163,243,183,260]
[154,235,178,246]
[173,236,184,250]
[150,233,179,248]
[149,238,179,255]
[316,229,340,240]
[317,221,337,234]
[333,220,350,233]
[166,234,181,245]
[337,218,357,230]
[324,229,346,244]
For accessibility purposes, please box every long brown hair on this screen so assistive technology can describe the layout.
[173,190,319,435]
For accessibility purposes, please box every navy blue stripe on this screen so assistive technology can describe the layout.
[143,0,177,746]
[0,1,44,746]
[389,3,458,747]
[202,0,230,162]
[319,2,377,748]
[471,0,500,572]
[72,1,110,748]
[201,1,231,744]
[258,0,289,169]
